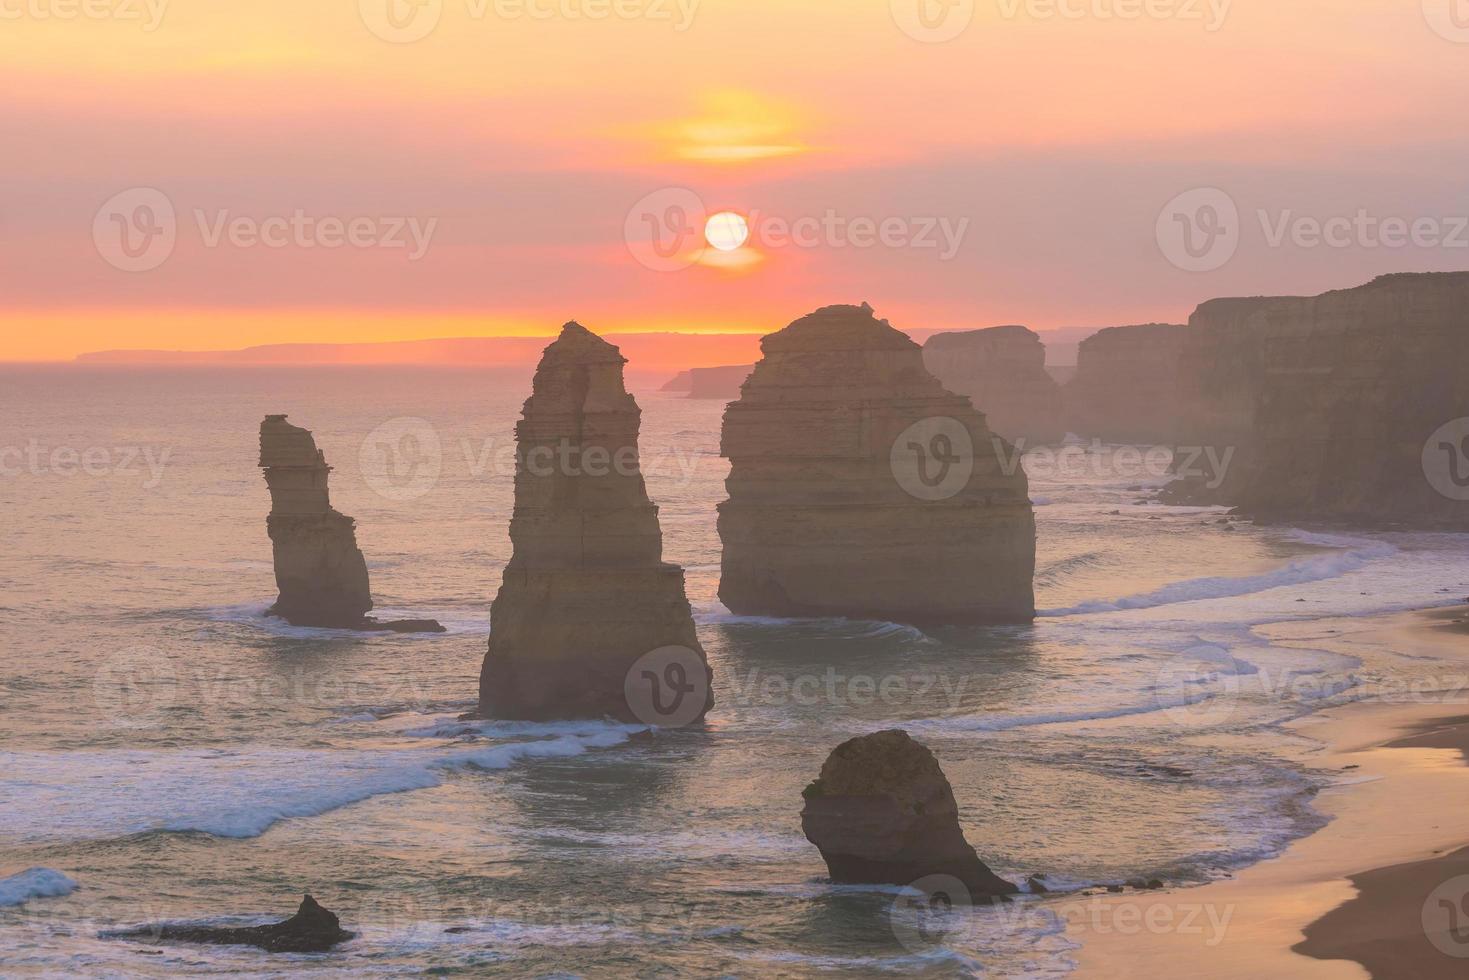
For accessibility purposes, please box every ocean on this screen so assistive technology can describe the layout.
[1,365,1467,977]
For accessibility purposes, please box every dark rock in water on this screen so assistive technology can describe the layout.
[477,322,713,723]
[1026,875,1050,894]
[259,416,443,633]
[110,895,353,953]
[800,730,1018,899]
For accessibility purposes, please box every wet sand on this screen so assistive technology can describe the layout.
[1064,605,1469,979]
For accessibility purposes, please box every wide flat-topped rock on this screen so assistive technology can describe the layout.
[717,304,1036,625]
[923,325,1065,445]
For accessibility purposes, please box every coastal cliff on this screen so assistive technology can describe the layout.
[922,325,1065,445]
[478,322,714,722]
[1064,323,1190,444]
[1167,273,1469,527]
[718,304,1036,625]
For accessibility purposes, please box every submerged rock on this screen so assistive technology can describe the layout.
[258,416,443,632]
[718,304,1036,625]
[922,325,1065,445]
[110,895,354,953]
[801,730,1018,899]
[477,322,713,723]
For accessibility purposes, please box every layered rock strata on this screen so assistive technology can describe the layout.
[1064,323,1190,444]
[259,416,442,632]
[718,304,1036,624]
[801,730,1018,898]
[1166,273,1469,527]
[922,325,1065,445]
[478,322,714,722]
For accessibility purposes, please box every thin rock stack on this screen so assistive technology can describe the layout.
[259,415,442,632]
[477,322,713,723]
[718,304,1036,625]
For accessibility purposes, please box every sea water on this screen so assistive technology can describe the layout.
[1,366,1467,977]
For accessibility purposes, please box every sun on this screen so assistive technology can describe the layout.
[704,211,750,252]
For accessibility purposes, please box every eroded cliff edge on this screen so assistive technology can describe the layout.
[718,304,1036,625]
[477,322,714,722]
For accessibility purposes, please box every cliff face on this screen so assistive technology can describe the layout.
[259,416,373,627]
[1230,274,1469,525]
[478,322,714,722]
[718,304,1036,625]
[801,730,1017,898]
[1064,323,1191,444]
[922,325,1064,445]
[1170,273,1469,527]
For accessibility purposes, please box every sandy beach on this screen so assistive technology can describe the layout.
[1064,604,1469,979]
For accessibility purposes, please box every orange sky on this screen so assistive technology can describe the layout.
[3,0,1467,360]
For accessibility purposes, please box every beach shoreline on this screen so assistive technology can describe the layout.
[1062,603,1469,979]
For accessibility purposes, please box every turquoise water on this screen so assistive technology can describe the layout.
[2,366,1467,977]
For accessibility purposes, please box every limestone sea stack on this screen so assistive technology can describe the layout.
[477,322,713,722]
[259,416,443,632]
[801,730,1018,898]
[718,304,1036,625]
[1064,323,1190,444]
[686,364,755,400]
[922,325,1065,445]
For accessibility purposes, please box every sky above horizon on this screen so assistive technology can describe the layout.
[3,0,1468,360]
